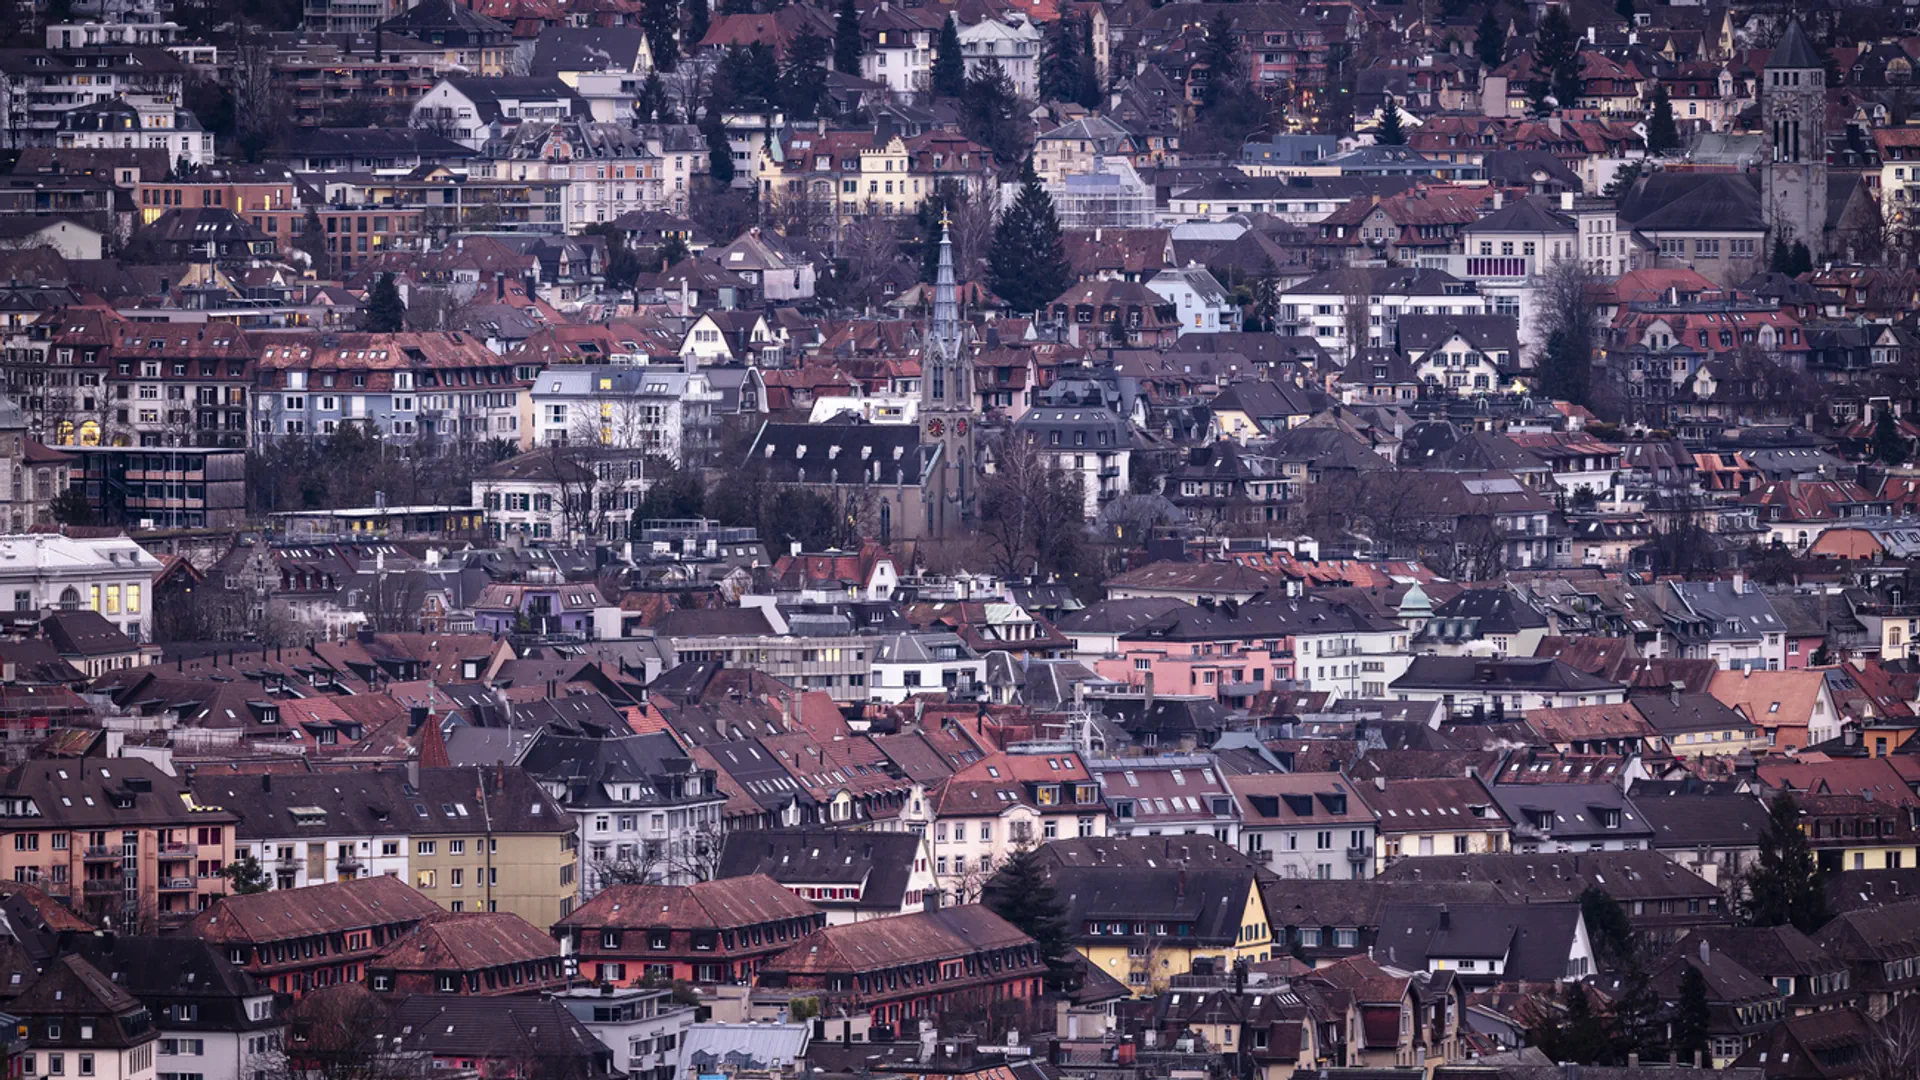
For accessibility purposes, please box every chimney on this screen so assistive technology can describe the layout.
[1176,868,1186,899]
[1560,191,1574,212]
[1731,572,1745,594]
[1373,775,1385,791]
[1698,940,1710,967]
[1438,905,1450,930]
[1492,191,1503,211]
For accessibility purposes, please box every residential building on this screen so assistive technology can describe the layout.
[404,766,579,927]
[1226,773,1376,880]
[11,956,158,1080]
[365,912,567,996]
[0,758,236,928]
[1010,407,1132,518]
[549,986,694,1080]
[1388,657,1628,715]
[1707,668,1840,751]
[552,874,826,986]
[188,771,410,892]
[529,366,724,468]
[956,14,1041,99]
[1491,783,1655,854]
[254,332,528,447]
[1364,776,1510,873]
[926,751,1107,902]
[1086,756,1240,846]
[61,936,280,1080]
[1812,898,1920,1018]
[179,875,442,997]
[517,726,728,896]
[755,905,1041,1029]
[373,996,614,1078]
[712,830,935,925]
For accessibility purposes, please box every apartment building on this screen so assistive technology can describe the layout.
[64,936,281,1080]
[927,751,1108,903]
[517,728,728,897]
[188,771,411,891]
[253,331,527,445]
[1227,773,1378,880]
[12,955,159,1080]
[553,874,825,986]
[0,47,188,139]
[405,766,579,926]
[180,875,446,997]
[0,758,233,929]
[365,912,567,996]
[528,366,721,466]
[0,533,161,642]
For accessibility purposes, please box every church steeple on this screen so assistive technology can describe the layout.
[930,212,961,364]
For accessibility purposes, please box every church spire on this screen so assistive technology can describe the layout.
[931,211,961,363]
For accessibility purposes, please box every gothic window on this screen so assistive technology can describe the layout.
[931,362,945,401]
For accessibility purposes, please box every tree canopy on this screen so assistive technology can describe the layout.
[988,168,1071,314]
[1744,790,1829,933]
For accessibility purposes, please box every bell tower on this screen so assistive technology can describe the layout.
[921,214,977,532]
[1763,18,1827,258]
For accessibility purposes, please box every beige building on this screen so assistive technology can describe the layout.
[406,766,580,926]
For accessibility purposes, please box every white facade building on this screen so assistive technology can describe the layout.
[529,366,721,467]
[0,534,157,642]
[958,14,1042,100]
[1147,266,1242,336]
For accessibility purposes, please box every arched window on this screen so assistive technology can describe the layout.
[58,587,80,610]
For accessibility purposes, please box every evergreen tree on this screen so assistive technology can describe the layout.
[1789,240,1814,276]
[917,180,965,283]
[1376,97,1405,145]
[295,205,328,274]
[1553,54,1584,111]
[776,29,831,120]
[1580,887,1636,969]
[718,43,778,104]
[642,0,680,73]
[1873,406,1908,465]
[1532,6,1577,114]
[1601,159,1644,202]
[1527,984,1613,1066]
[834,0,863,75]
[1769,233,1793,274]
[1200,10,1242,113]
[49,487,94,526]
[1647,84,1679,153]
[989,166,1071,314]
[1248,257,1279,332]
[1540,329,1591,407]
[1077,13,1102,106]
[685,0,709,53]
[984,847,1076,989]
[932,15,966,97]
[1039,13,1086,105]
[658,233,690,271]
[1608,963,1665,1063]
[1671,965,1712,1066]
[364,272,406,333]
[586,223,644,291]
[219,854,271,895]
[637,71,673,123]
[632,465,707,528]
[1475,9,1504,70]
[701,106,735,185]
[960,60,1026,164]
[1745,791,1829,933]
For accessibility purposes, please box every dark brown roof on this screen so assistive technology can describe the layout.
[552,873,818,931]
[371,912,560,972]
[181,874,444,945]
[762,904,1031,975]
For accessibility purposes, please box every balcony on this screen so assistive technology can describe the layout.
[83,876,125,895]
[83,845,119,860]
[1098,465,1121,478]
[159,878,195,891]
[160,841,194,856]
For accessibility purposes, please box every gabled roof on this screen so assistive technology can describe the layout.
[762,905,1030,974]
[370,912,560,972]
[553,873,819,930]
[182,875,445,944]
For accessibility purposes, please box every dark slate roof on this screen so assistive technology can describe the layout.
[1767,19,1821,70]
[516,729,712,810]
[1391,656,1622,694]
[1631,792,1771,849]
[1376,902,1581,981]
[378,995,611,1068]
[1427,589,1549,634]
[63,936,273,1031]
[1397,314,1522,356]
[744,420,934,487]
[714,829,920,911]
[1619,172,1765,232]
[1041,865,1261,947]
[40,610,135,657]
[1466,195,1575,235]
[1055,597,1188,635]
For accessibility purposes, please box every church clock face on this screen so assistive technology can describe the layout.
[926,418,944,437]
[956,419,969,435]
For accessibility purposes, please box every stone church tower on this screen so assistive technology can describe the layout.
[1763,18,1827,257]
[920,215,977,535]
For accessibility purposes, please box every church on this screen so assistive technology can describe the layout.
[739,218,980,543]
